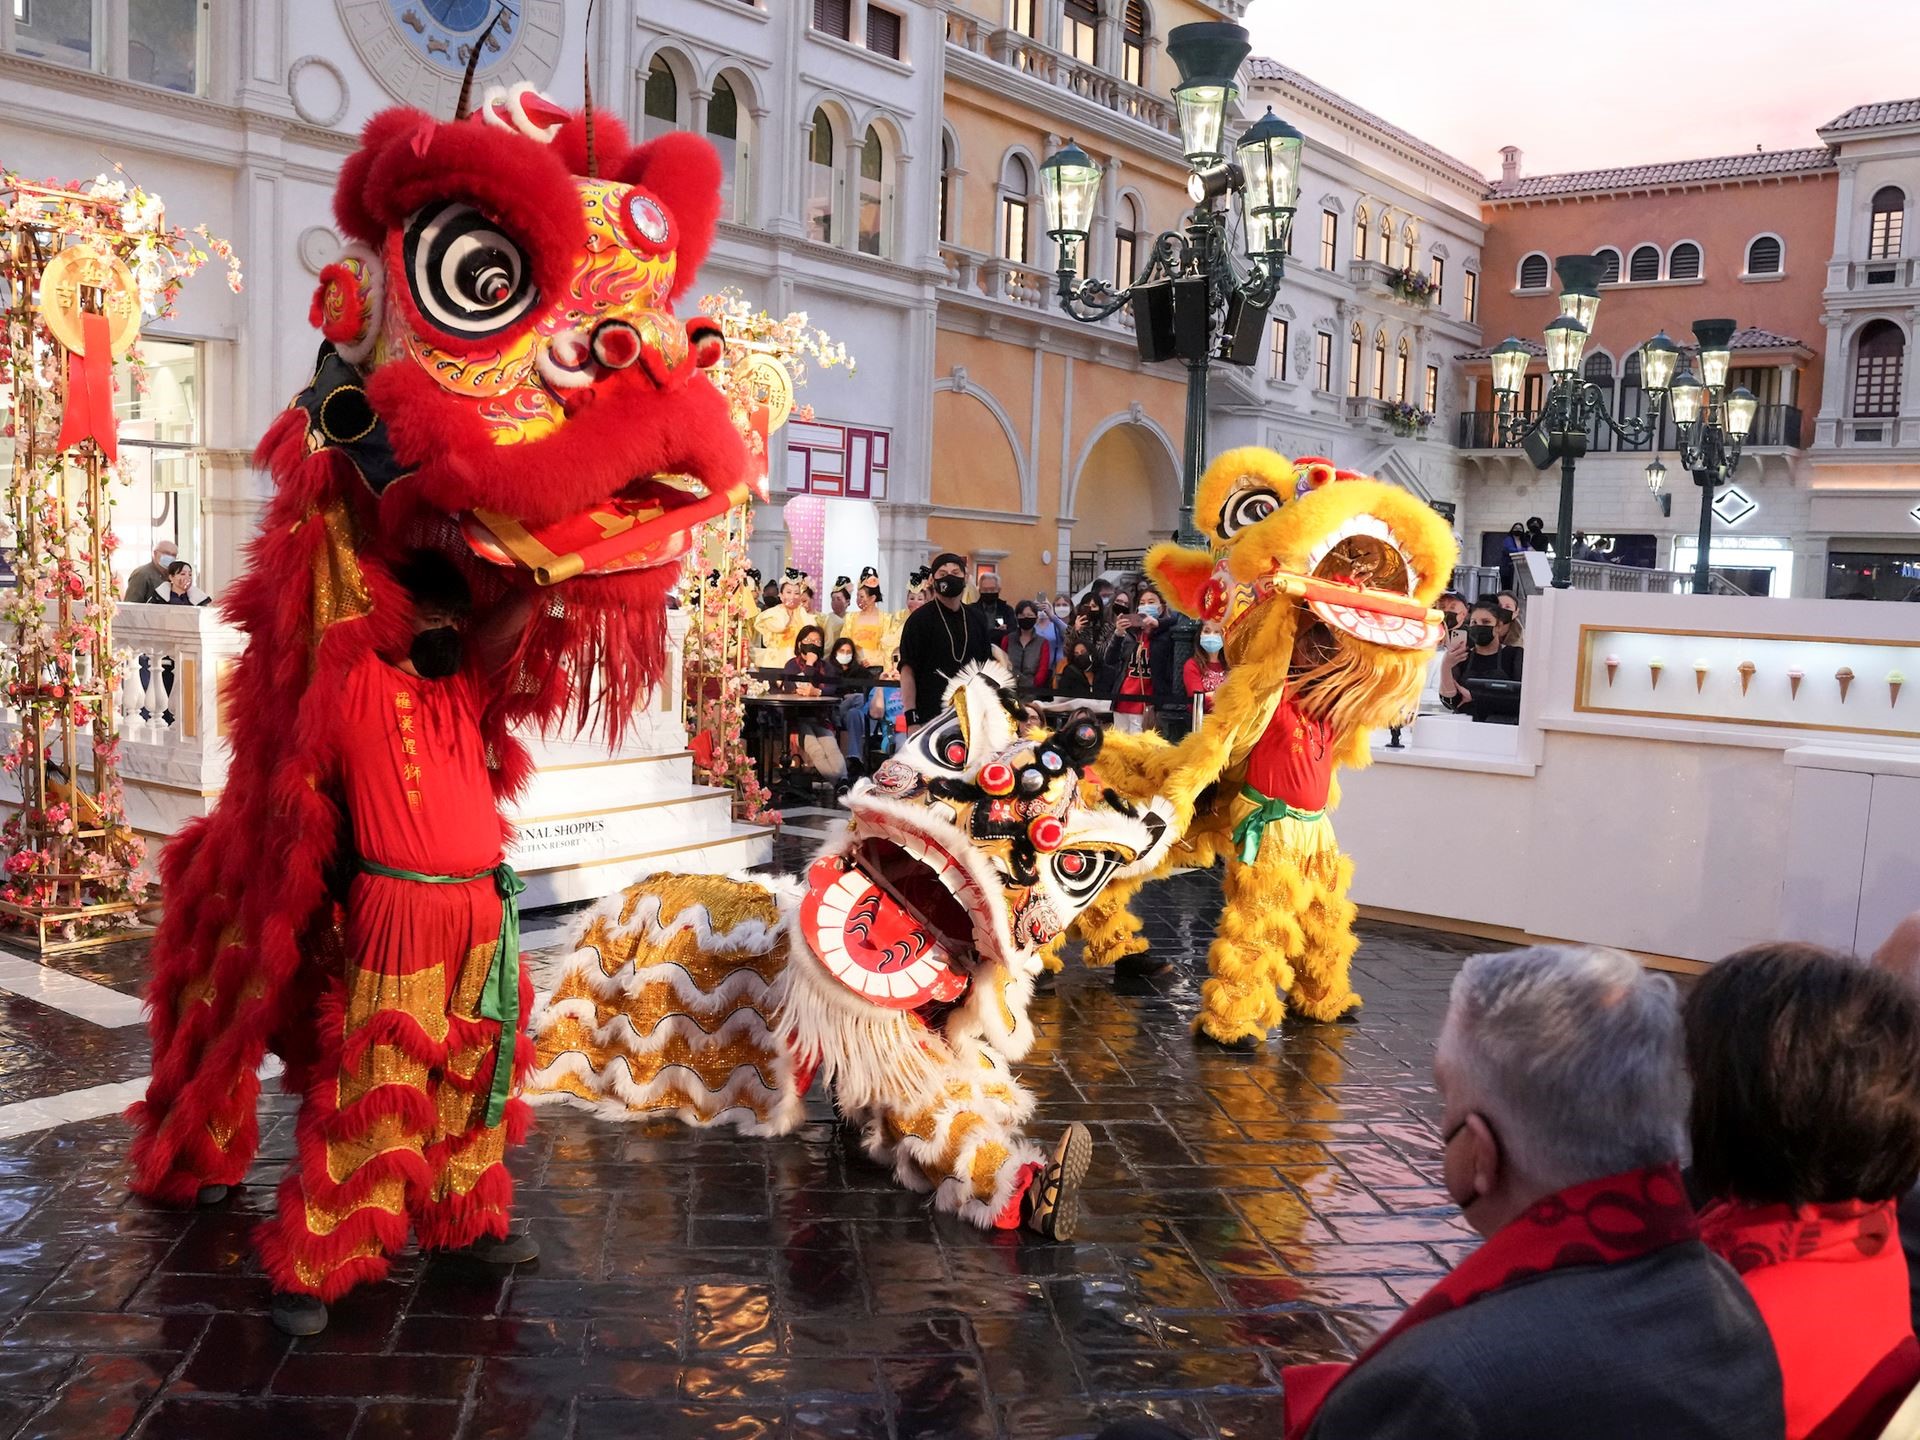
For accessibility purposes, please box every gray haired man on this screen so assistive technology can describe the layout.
[1282,946,1786,1440]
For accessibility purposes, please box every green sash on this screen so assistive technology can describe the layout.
[1230,784,1327,866]
[358,857,526,1127]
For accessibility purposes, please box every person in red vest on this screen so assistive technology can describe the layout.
[1688,944,1920,1440]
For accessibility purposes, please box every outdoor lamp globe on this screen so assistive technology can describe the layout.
[1668,369,1706,426]
[1554,254,1606,331]
[1645,457,1668,494]
[1489,337,1531,397]
[1237,107,1304,259]
[1639,331,1681,393]
[1167,22,1251,166]
[1724,386,1759,439]
[1693,318,1737,391]
[1542,314,1589,378]
[1040,140,1102,255]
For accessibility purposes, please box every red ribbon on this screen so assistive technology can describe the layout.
[54,310,118,462]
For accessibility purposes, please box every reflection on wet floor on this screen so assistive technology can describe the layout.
[0,850,1493,1439]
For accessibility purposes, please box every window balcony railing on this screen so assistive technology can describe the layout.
[945,13,1177,137]
[1455,404,1801,452]
[939,244,1134,331]
[1833,256,1920,290]
[1349,258,1436,308]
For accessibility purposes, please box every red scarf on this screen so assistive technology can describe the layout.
[1701,1198,1917,1440]
[1283,1164,1697,1439]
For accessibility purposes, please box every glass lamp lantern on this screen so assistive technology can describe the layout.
[1166,22,1251,165]
[1668,368,1706,427]
[1554,253,1606,331]
[1236,107,1304,261]
[1692,318,1736,392]
[1489,336,1531,398]
[1542,315,1589,378]
[1645,457,1668,493]
[1639,331,1681,394]
[1724,386,1759,439]
[1039,140,1102,261]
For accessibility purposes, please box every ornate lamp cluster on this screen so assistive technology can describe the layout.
[1486,254,1757,593]
[1036,22,1302,546]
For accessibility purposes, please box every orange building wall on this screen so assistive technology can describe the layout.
[1475,171,1835,414]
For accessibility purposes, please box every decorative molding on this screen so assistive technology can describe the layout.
[1063,406,1180,519]
[287,55,349,129]
[296,226,342,275]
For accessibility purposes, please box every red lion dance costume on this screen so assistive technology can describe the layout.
[127,80,751,1316]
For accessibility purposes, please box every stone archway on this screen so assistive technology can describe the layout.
[1068,418,1180,552]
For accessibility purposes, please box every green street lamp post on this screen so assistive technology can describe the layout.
[1039,21,1302,548]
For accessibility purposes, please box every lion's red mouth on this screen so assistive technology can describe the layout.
[460,469,766,585]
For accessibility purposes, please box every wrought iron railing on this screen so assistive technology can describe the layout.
[1457,404,1801,453]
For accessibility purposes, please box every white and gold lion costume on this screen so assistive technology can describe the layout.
[525,665,1175,1237]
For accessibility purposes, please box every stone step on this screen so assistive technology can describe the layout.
[517,819,777,908]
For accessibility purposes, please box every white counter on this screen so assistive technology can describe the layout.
[1337,591,1920,964]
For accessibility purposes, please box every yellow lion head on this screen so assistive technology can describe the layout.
[1146,447,1459,737]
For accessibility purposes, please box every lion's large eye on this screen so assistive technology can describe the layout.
[914,712,970,772]
[403,202,537,340]
[1050,848,1119,905]
[1220,487,1280,538]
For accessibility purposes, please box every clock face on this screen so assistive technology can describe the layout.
[338,0,565,114]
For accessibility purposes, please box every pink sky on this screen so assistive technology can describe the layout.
[1242,0,1920,180]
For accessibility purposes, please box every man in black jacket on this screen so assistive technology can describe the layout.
[897,552,994,726]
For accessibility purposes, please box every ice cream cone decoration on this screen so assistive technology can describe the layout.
[1738,661,1756,697]
[1891,670,1906,708]
[1787,668,1804,700]
[1605,654,1620,688]
[1649,658,1665,691]
[1837,666,1855,703]
[1693,660,1710,694]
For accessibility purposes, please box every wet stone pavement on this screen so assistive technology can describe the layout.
[0,842,1496,1439]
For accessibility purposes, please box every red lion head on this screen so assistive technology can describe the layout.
[301,83,752,729]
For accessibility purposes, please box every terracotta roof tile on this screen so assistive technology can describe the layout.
[1487,148,1833,200]
[1823,98,1920,133]
[1245,58,1487,189]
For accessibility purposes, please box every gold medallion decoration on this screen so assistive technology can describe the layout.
[38,244,141,358]
[740,350,795,433]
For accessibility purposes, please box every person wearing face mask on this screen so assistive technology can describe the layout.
[1004,600,1053,698]
[1056,640,1099,700]
[1182,620,1230,715]
[780,626,845,780]
[249,550,541,1336]
[825,637,874,772]
[1101,586,1175,735]
[1445,601,1523,723]
[1436,592,1471,710]
[897,552,994,727]
[1494,590,1525,648]
[969,571,1015,643]
[1499,522,1528,589]
[1030,591,1065,656]
[125,539,182,604]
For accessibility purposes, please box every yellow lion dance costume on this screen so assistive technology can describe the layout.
[1079,449,1457,1049]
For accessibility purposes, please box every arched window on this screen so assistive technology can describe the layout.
[1115,194,1141,287]
[707,76,748,223]
[1594,247,1622,285]
[1001,154,1031,265]
[1871,187,1905,259]
[643,55,678,140]
[1348,322,1363,398]
[1063,0,1098,63]
[939,131,955,245]
[1583,352,1615,446]
[1354,206,1369,262]
[1122,0,1148,86]
[807,108,837,245]
[1395,335,1411,402]
[1372,328,1388,400]
[1400,222,1417,271]
[1853,319,1905,418]
[1628,244,1660,282]
[1376,209,1393,264]
[1668,242,1701,281]
[1518,252,1549,289]
[1745,235,1782,275]
[857,126,890,258]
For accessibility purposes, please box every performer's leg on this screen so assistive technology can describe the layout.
[253,978,433,1305]
[1075,876,1149,969]
[1286,852,1362,1022]
[1195,854,1303,1048]
[414,943,532,1251]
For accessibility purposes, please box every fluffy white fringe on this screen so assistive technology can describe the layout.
[526,955,775,1033]
[770,927,947,1112]
[526,1048,806,1137]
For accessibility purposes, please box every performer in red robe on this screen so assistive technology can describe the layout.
[255,551,536,1335]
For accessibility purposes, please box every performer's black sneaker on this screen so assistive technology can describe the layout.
[1023,1122,1092,1242]
[451,1231,540,1266]
[194,1184,230,1207]
[1112,951,1171,979]
[270,1292,328,1337]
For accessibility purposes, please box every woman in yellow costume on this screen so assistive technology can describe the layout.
[839,566,900,672]
[1083,448,1458,1049]
[752,567,816,669]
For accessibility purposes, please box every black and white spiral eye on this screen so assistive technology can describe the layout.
[1050,848,1119,905]
[403,202,537,341]
[1219,487,1281,538]
[915,712,970,772]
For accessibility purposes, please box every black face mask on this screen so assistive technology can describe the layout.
[1017,615,1035,630]
[410,626,463,679]
[1467,623,1496,646]
[933,574,965,599]
[1444,613,1463,631]
[800,645,822,660]
[1071,654,1091,670]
